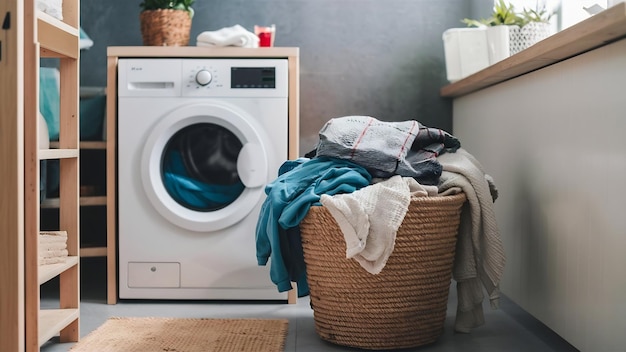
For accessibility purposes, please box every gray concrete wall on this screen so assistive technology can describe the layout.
[80,0,488,155]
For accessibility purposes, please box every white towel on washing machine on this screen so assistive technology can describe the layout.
[196,25,259,48]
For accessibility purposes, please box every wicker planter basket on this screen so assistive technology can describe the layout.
[300,192,466,350]
[140,9,191,46]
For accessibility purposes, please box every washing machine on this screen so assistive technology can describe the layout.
[117,58,289,300]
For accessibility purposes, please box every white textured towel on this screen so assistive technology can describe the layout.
[40,257,67,265]
[196,25,259,48]
[320,175,437,274]
[36,0,63,20]
[39,242,67,251]
[39,231,67,244]
[39,249,69,259]
[40,230,67,237]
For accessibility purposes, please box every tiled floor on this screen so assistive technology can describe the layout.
[40,258,579,352]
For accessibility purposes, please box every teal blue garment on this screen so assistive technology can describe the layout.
[39,67,60,140]
[256,156,371,297]
[79,94,106,140]
[163,150,244,209]
[79,27,94,50]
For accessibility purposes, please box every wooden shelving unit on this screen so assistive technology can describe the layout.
[44,140,108,259]
[0,0,26,350]
[24,0,81,351]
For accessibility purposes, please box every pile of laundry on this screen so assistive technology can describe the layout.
[255,115,506,333]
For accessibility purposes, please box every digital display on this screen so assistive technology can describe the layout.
[231,67,276,89]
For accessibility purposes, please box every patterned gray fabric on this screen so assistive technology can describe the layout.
[310,116,460,184]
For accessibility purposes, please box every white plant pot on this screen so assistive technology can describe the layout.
[508,22,553,55]
[485,25,510,64]
[442,27,491,82]
[442,22,554,82]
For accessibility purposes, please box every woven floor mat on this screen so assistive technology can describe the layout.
[69,317,288,352]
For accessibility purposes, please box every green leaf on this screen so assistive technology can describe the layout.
[461,0,551,28]
[140,0,195,14]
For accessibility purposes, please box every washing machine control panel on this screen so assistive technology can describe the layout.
[118,59,288,98]
[181,59,288,98]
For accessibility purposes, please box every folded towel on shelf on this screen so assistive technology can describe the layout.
[39,249,69,259]
[39,233,67,240]
[320,175,438,274]
[39,230,68,243]
[40,257,67,265]
[39,233,69,265]
[40,230,68,237]
[36,0,63,20]
[196,25,259,48]
[39,242,67,251]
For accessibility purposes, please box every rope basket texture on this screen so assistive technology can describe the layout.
[140,9,191,46]
[300,192,466,350]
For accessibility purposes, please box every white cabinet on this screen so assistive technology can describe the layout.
[441,5,626,351]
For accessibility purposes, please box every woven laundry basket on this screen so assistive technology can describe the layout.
[300,193,466,350]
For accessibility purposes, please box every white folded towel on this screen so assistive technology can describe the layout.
[40,257,67,265]
[40,230,67,238]
[39,249,69,259]
[36,0,63,20]
[39,231,68,244]
[39,242,67,251]
[196,25,259,48]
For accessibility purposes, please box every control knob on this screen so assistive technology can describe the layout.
[195,70,212,86]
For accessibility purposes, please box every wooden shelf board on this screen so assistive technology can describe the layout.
[37,11,79,59]
[39,148,79,160]
[78,141,107,149]
[38,256,79,285]
[80,247,107,257]
[50,141,106,149]
[107,46,299,58]
[440,3,626,98]
[79,196,107,206]
[41,196,106,208]
[38,308,79,347]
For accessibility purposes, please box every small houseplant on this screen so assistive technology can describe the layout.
[462,0,553,55]
[139,0,195,46]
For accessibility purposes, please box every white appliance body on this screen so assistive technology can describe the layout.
[117,58,289,300]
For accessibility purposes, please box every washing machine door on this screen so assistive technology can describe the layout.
[141,102,270,232]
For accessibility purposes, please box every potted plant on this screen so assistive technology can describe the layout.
[462,0,554,56]
[442,0,554,81]
[139,0,195,46]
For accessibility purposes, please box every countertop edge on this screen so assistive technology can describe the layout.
[106,46,299,58]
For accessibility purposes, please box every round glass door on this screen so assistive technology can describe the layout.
[162,123,245,212]
[141,103,270,232]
